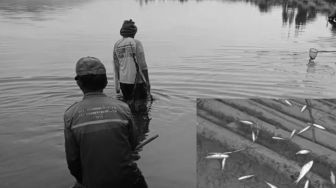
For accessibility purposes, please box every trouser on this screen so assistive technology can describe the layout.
[130,172,148,188]
[120,83,147,101]
[72,169,148,188]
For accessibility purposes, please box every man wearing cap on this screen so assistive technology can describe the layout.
[64,56,147,188]
[113,19,151,101]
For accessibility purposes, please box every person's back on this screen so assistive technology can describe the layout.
[64,57,147,188]
[65,94,139,187]
[114,37,144,84]
[113,19,151,101]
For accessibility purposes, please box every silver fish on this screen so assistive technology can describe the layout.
[265,181,278,188]
[221,157,227,170]
[296,150,310,155]
[272,136,285,140]
[304,180,309,188]
[206,153,229,159]
[331,170,335,185]
[252,131,256,142]
[238,175,255,180]
[240,120,254,125]
[297,126,311,135]
[301,105,307,112]
[290,129,296,139]
[312,123,326,130]
[284,99,292,106]
[295,160,314,184]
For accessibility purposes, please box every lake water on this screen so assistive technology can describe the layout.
[0,0,335,187]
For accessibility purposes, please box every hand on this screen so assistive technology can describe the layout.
[115,82,120,94]
[72,182,84,188]
[146,83,151,94]
[115,78,120,94]
[131,152,140,161]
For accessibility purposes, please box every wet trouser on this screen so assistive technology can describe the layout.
[130,172,148,188]
[120,83,147,101]
[72,169,148,188]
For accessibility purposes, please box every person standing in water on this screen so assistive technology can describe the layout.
[113,19,151,101]
[64,57,147,188]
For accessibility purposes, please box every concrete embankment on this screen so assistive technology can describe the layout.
[197,99,336,188]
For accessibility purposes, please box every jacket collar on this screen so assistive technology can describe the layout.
[83,92,106,99]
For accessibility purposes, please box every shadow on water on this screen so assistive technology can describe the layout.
[116,94,154,148]
[130,98,153,146]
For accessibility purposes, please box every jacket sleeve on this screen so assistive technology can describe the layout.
[64,114,82,183]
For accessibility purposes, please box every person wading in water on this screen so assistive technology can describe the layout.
[113,19,151,103]
[64,57,147,188]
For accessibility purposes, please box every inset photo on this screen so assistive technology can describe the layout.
[197,99,336,188]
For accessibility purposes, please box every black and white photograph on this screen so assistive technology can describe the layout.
[0,0,336,187]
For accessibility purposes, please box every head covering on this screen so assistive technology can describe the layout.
[120,19,137,37]
[75,56,106,76]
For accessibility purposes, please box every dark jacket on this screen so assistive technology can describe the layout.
[64,92,139,188]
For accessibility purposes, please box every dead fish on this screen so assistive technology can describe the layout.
[221,157,227,170]
[295,160,314,184]
[240,120,254,125]
[312,123,326,130]
[331,170,335,185]
[301,105,307,112]
[290,129,296,139]
[238,175,255,181]
[252,131,256,142]
[296,150,310,155]
[304,180,309,188]
[265,181,278,188]
[297,126,311,135]
[223,148,245,154]
[272,136,285,140]
[284,99,292,106]
[206,153,229,159]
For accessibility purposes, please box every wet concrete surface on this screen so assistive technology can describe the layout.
[197,99,336,188]
[197,132,301,188]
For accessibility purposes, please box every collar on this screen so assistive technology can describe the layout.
[83,92,106,99]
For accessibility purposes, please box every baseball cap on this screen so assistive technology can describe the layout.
[75,56,106,76]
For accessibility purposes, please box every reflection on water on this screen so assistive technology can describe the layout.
[0,0,94,21]
[130,98,153,144]
[2,0,334,29]
[137,0,335,33]
[0,0,91,13]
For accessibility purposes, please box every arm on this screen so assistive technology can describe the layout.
[64,116,82,183]
[142,69,150,93]
[135,41,151,93]
[113,51,120,93]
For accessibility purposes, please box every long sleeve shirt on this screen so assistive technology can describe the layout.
[64,92,139,188]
